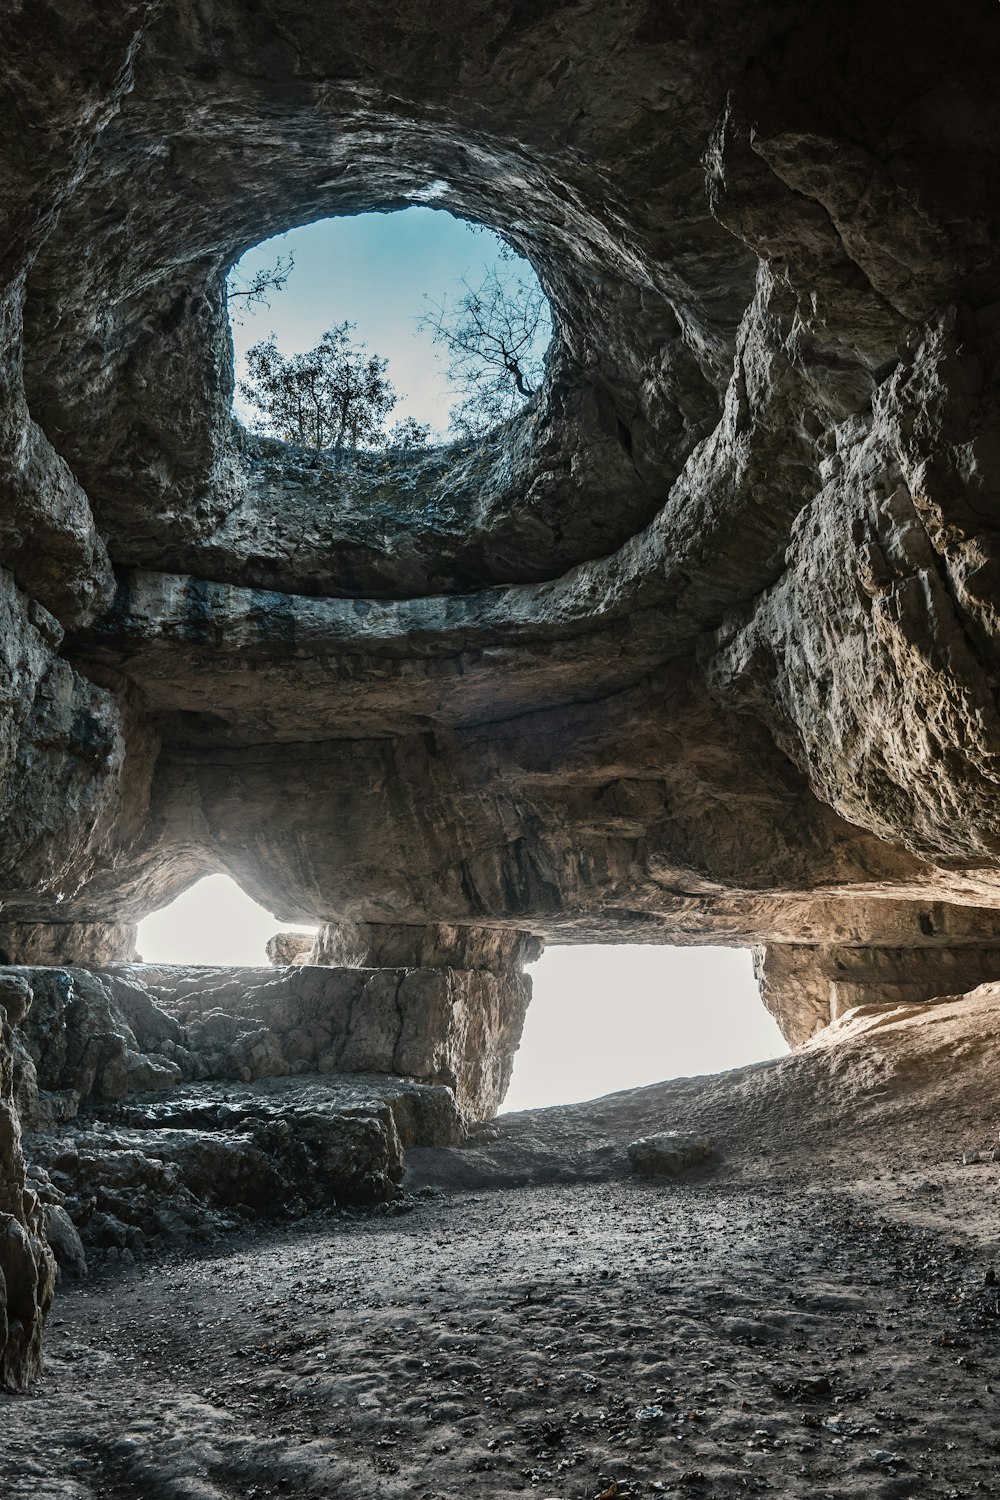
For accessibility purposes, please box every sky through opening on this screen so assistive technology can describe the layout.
[228,207,550,438]
[137,876,788,1108]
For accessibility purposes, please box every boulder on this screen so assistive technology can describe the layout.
[626,1133,718,1177]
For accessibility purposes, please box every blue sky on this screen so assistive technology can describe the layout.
[228,207,539,435]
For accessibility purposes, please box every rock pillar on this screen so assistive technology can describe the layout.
[268,923,542,1117]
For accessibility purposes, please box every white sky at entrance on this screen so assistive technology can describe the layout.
[137,874,314,968]
[502,944,786,1112]
[137,877,788,1109]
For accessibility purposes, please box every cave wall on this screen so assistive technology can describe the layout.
[755,943,1000,1047]
[0,975,56,1390]
[8,960,526,1128]
[5,0,1000,934]
[3,0,1000,1385]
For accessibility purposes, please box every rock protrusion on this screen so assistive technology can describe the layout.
[626,1133,718,1177]
[0,977,56,1390]
[7,957,529,1127]
[28,1074,461,1259]
[755,944,1000,1047]
[0,922,137,967]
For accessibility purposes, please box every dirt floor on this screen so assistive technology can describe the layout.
[3,990,1000,1500]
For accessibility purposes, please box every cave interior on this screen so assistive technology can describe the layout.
[2,2,1000,1485]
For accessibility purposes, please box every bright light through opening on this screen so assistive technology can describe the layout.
[500,945,788,1113]
[138,876,787,1107]
[137,874,314,968]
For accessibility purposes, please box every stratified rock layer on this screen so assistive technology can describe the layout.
[27,1073,461,1260]
[7,961,475,1264]
[9,961,526,1127]
[0,1,997,956]
[755,943,1000,1046]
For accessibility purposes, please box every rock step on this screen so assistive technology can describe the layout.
[26,1073,461,1265]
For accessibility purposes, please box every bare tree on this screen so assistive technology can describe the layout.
[225,253,294,324]
[239,322,398,456]
[418,264,550,438]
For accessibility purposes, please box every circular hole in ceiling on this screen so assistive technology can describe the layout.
[226,206,553,452]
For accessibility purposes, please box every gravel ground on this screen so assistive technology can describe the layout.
[4,990,1000,1499]
[2,1178,999,1500]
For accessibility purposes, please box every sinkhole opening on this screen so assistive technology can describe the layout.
[227,207,552,450]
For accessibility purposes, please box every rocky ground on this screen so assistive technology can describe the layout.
[3,990,1000,1500]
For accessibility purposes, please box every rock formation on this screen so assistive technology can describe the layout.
[2,0,1000,1385]
[0,976,56,1389]
[9,961,470,1265]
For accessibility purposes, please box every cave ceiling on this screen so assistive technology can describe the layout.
[2,0,1000,940]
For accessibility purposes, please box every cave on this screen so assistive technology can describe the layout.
[3,0,1000,1490]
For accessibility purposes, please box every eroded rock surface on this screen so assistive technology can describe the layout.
[0,974,56,1390]
[0,1,997,988]
[2,956,515,1266]
[755,940,1000,1046]
[3,0,1000,1386]
[27,1073,460,1260]
[8,960,525,1127]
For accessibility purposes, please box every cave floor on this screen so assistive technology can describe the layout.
[3,1174,999,1500]
[7,993,1000,1500]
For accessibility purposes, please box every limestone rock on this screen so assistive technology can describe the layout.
[6,959,528,1125]
[41,1204,87,1280]
[0,973,32,1028]
[0,571,157,919]
[3,0,1000,1384]
[122,960,530,1123]
[0,990,56,1390]
[27,1074,462,1256]
[308,923,543,972]
[0,923,137,967]
[265,932,314,967]
[755,944,1000,1047]
[626,1133,718,1177]
[0,0,997,961]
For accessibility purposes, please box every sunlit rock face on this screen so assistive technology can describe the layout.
[3,0,1000,1384]
[4,959,502,1268]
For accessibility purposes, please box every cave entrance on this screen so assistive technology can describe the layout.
[502,944,788,1113]
[136,874,315,967]
[136,883,788,1116]
[227,206,552,445]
